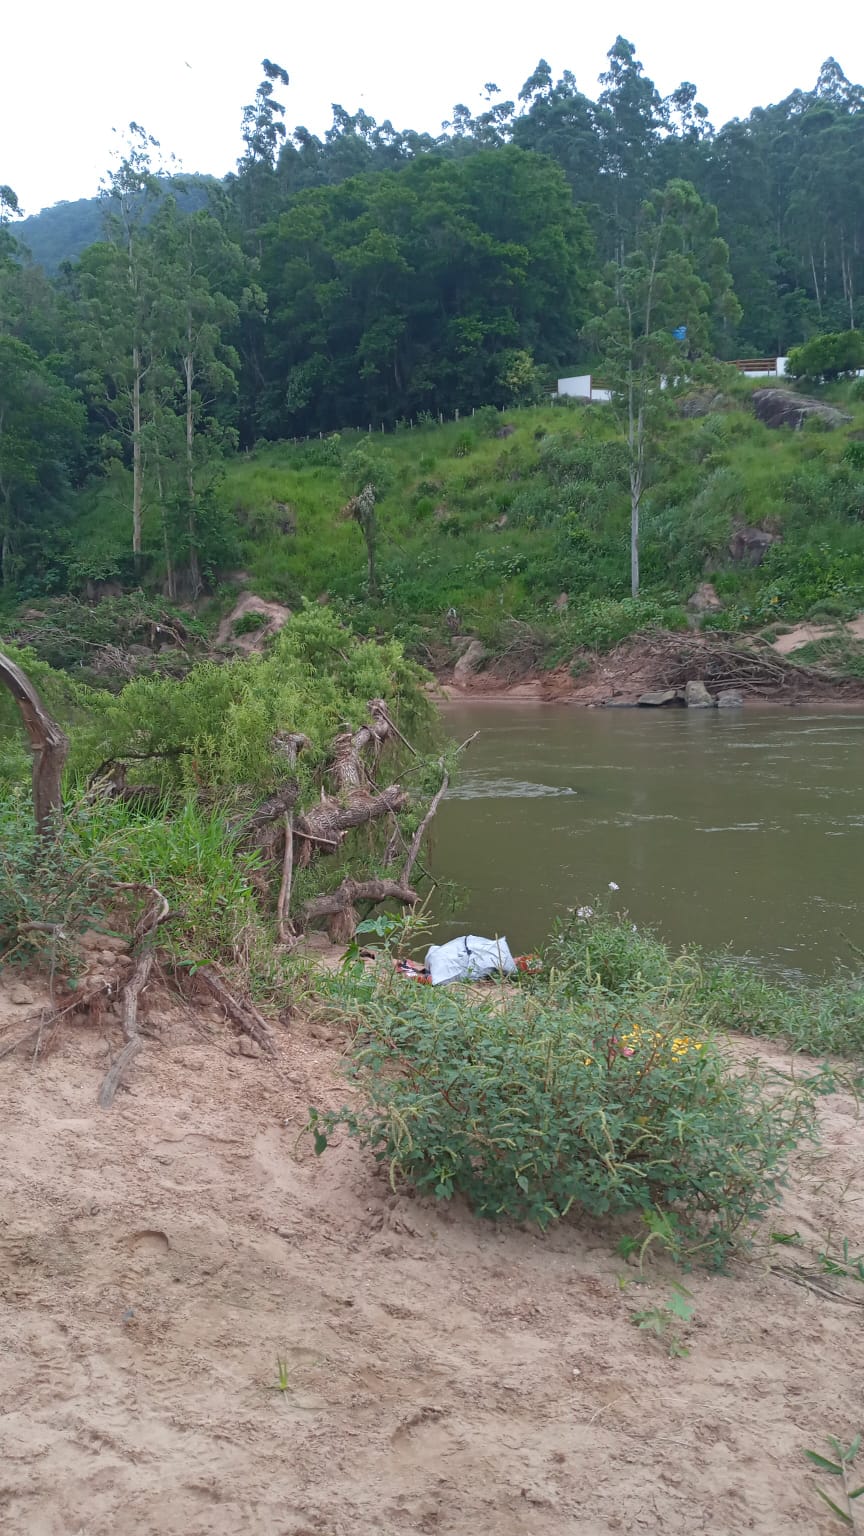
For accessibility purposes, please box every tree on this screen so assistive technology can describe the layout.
[234,59,290,236]
[589,180,740,596]
[0,185,22,223]
[787,329,864,381]
[0,335,85,588]
[147,200,245,593]
[258,147,596,434]
[98,124,164,564]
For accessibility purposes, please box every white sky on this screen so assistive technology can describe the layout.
[5,0,864,214]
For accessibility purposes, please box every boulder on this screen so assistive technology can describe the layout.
[678,391,729,419]
[453,639,489,686]
[637,690,680,707]
[752,388,851,432]
[729,527,779,566]
[717,689,744,708]
[684,679,715,708]
[687,582,722,614]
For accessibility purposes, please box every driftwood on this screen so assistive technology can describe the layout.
[647,634,864,700]
[196,966,276,1055]
[329,699,392,792]
[98,883,170,1109]
[301,878,420,945]
[0,649,69,832]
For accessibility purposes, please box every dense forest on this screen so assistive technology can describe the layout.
[2,40,864,603]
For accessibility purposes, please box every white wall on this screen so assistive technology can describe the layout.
[557,375,592,399]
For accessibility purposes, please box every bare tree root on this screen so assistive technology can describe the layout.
[98,884,169,1109]
[97,1038,144,1109]
[196,966,276,1056]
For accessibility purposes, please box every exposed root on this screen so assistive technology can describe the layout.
[196,966,276,1056]
[97,1038,144,1109]
[98,884,169,1109]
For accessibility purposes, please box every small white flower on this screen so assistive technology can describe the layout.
[608,881,620,892]
[576,906,594,919]
[632,924,638,933]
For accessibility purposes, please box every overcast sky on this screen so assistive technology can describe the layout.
[5,0,863,215]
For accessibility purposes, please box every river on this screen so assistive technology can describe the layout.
[432,703,864,978]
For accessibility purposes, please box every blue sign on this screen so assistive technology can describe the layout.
[673,325,688,341]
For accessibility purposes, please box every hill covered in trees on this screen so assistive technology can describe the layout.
[2,40,864,635]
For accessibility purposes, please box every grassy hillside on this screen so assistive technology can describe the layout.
[13,380,864,674]
[212,384,864,663]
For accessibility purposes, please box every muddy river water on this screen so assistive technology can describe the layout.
[432,703,864,977]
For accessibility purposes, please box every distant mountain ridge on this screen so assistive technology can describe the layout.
[15,175,220,270]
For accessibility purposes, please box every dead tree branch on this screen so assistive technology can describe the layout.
[0,648,69,833]
[276,810,294,944]
[401,731,478,886]
[295,784,407,850]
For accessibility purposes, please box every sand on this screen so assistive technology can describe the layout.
[2,983,863,1536]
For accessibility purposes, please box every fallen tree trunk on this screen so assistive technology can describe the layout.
[300,878,420,944]
[0,649,69,833]
[295,783,407,850]
[329,699,392,792]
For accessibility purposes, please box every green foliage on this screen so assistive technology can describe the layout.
[310,970,814,1264]
[804,1434,864,1526]
[548,909,864,1061]
[0,785,266,979]
[4,594,207,672]
[257,148,596,435]
[73,603,434,795]
[630,1283,695,1357]
[787,331,864,383]
[232,609,268,635]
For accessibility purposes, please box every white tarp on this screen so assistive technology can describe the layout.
[425,934,517,987]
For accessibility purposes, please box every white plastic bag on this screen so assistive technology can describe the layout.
[425,934,516,987]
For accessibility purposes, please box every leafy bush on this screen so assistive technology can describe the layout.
[232,609,268,635]
[787,330,864,382]
[313,981,814,1263]
[74,603,435,796]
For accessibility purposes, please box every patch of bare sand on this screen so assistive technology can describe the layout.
[772,616,864,656]
[1,993,863,1536]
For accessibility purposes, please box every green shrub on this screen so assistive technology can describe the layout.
[787,330,864,382]
[232,609,268,635]
[74,603,435,796]
[313,983,814,1263]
